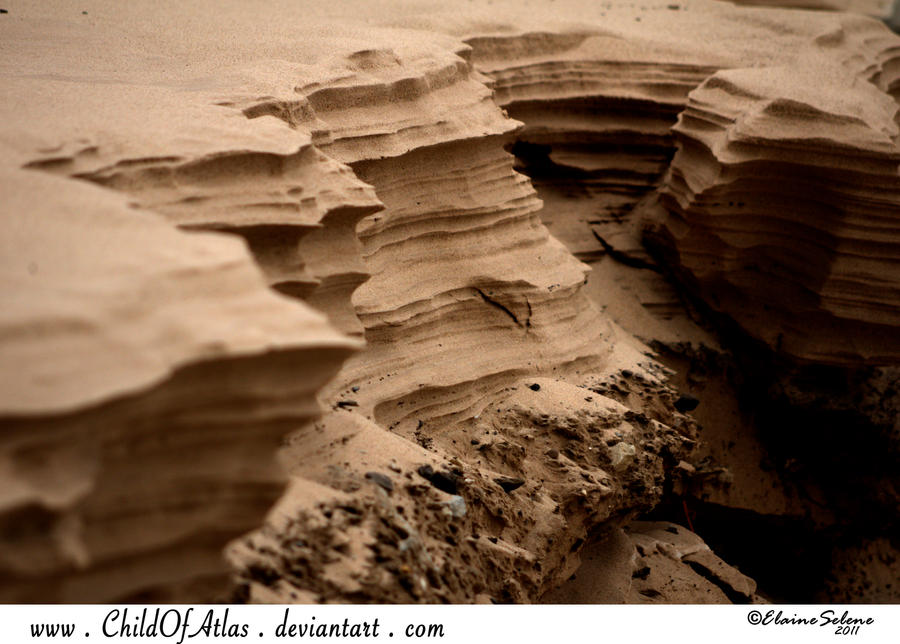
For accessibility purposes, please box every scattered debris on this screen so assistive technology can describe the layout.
[414,420,433,450]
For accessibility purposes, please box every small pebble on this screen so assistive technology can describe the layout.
[442,495,467,519]
[364,471,394,493]
[674,394,700,413]
[417,465,460,494]
[495,476,526,493]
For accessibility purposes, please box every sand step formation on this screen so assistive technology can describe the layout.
[1,0,898,603]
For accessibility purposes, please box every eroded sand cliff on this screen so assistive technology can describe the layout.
[1,0,897,603]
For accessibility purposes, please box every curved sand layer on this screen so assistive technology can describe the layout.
[1,0,898,602]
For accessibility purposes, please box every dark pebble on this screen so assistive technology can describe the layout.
[336,400,358,408]
[417,465,460,494]
[431,470,461,494]
[0,9,8,13]
[351,386,360,392]
[674,394,700,413]
[494,476,525,493]
[529,383,541,391]
[365,471,394,493]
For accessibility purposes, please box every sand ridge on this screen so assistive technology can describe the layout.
[1,0,898,602]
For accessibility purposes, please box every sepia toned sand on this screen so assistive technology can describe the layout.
[1,0,898,603]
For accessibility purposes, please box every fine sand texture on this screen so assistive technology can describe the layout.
[1,0,898,603]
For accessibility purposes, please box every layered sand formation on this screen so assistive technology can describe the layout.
[0,167,357,601]
[656,50,900,365]
[2,0,899,603]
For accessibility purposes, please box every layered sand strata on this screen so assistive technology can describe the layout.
[0,166,356,601]
[2,0,899,603]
